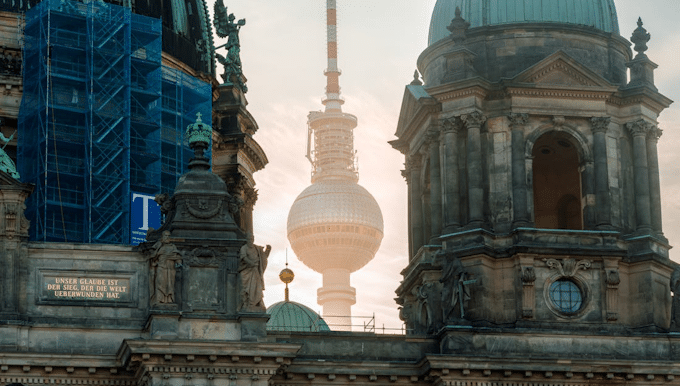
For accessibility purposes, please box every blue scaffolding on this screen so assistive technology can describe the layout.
[160,67,212,195]
[18,0,212,244]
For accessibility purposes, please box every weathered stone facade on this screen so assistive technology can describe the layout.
[390,12,675,335]
[2,2,680,386]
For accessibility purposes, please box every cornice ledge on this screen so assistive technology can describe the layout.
[426,78,492,102]
[505,87,614,100]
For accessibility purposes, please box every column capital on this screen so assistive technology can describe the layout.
[626,119,653,137]
[508,113,529,128]
[647,125,663,141]
[461,111,486,128]
[405,153,422,171]
[590,116,611,134]
[426,126,441,145]
[401,169,409,182]
[440,116,462,134]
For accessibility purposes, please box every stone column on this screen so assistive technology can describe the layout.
[462,111,486,227]
[591,117,612,228]
[242,187,258,235]
[407,154,424,258]
[646,126,663,236]
[581,161,596,228]
[625,119,652,233]
[427,127,442,242]
[401,168,412,259]
[509,113,530,228]
[440,117,461,233]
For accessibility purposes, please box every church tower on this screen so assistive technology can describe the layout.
[392,0,674,334]
[287,0,384,330]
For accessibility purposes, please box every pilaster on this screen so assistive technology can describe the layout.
[509,113,530,228]
[591,116,612,229]
[440,117,461,233]
[427,126,442,242]
[625,119,652,234]
[646,126,664,238]
[406,154,424,259]
[461,111,486,228]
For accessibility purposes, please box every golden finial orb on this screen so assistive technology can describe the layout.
[279,268,295,284]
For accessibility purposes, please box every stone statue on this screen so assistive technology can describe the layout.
[213,0,247,91]
[239,233,270,311]
[0,129,19,179]
[150,231,182,304]
[671,266,680,328]
[440,257,471,322]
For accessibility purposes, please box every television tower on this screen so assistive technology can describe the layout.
[286,0,384,330]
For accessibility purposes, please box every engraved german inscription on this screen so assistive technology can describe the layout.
[39,271,134,305]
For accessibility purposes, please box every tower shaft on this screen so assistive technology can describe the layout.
[308,0,358,183]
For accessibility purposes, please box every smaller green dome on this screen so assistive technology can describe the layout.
[429,0,620,46]
[266,301,331,332]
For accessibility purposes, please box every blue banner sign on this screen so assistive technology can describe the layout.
[130,192,161,245]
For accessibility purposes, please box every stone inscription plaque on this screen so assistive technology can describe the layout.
[38,270,137,307]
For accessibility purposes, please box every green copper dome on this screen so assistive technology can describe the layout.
[428,0,620,46]
[266,301,331,332]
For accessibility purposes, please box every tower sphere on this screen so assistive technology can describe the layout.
[287,180,384,274]
[428,0,620,46]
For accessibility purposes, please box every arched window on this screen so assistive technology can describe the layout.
[532,132,583,230]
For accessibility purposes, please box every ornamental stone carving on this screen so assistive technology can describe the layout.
[461,111,486,128]
[552,116,565,128]
[631,17,650,57]
[186,197,223,219]
[543,258,591,277]
[626,119,652,136]
[446,7,469,44]
[426,127,440,144]
[520,265,536,319]
[440,116,462,134]
[590,117,611,133]
[648,125,663,141]
[508,113,529,128]
[521,266,536,284]
[405,154,422,172]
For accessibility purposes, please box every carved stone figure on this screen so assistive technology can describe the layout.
[440,257,471,322]
[213,0,247,91]
[409,282,438,334]
[150,231,182,304]
[671,266,680,328]
[239,233,270,311]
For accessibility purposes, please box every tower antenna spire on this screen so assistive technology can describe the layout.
[323,0,343,112]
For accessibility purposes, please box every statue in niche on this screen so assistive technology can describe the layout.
[150,231,182,304]
[440,256,472,322]
[671,266,680,328]
[239,233,270,311]
[213,0,247,92]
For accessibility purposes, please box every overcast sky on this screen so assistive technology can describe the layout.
[215,0,680,331]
